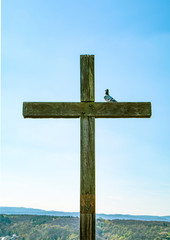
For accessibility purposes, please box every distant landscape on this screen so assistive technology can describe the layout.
[1,214,170,240]
[1,207,170,222]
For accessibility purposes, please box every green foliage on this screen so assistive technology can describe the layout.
[97,218,170,240]
[0,215,170,240]
[0,215,79,240]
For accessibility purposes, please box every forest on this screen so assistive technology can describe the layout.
[0,214,170,240]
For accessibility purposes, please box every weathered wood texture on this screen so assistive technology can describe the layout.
[81,55,95,102]
[80,55,95,240]
[80,117,95,240]
[80,214,95,240]
[23,102,151,118]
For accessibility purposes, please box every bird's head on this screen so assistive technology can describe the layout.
[105,89,109,95]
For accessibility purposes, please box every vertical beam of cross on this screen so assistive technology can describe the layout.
[80,55,95,239]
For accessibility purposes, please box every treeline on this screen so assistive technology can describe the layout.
[0,214,170,240]
[97,218,170,239]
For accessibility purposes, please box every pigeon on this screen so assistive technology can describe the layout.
[104,89,117,102]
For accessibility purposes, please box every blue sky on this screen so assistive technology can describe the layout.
[1,0,170,215]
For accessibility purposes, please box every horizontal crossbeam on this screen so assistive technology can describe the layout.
[23,102,151,118]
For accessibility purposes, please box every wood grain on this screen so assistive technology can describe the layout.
[23,102,152,118]
[80,116,95,239]
[80,55,95,239]
[80,213,95,240]
[80,55,95,102]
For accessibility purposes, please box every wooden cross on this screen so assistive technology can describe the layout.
[23,55,151,239]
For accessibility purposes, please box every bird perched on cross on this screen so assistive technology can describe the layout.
[104,89,117,102]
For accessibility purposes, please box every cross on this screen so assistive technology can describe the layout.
[23,55,151,239]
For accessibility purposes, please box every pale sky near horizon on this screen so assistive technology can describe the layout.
[1,0,170,216]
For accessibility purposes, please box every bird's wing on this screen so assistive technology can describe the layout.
[104,94,117,102]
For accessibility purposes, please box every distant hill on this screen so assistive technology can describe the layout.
[1,207,170,222]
